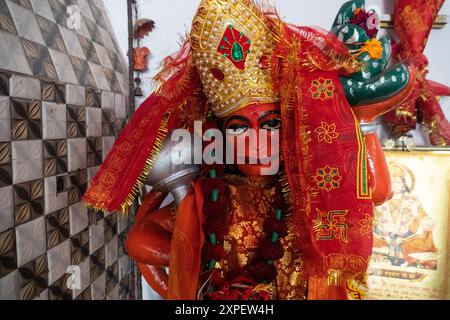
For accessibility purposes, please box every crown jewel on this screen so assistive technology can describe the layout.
[190,0,279,118]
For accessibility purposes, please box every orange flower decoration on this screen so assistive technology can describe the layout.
[315,122,339,144]
[315,165,342,191]
[310,77,335,101]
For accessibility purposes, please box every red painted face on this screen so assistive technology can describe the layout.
[223,102,281,180]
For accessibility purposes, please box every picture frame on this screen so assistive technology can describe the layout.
[367,150,450,300]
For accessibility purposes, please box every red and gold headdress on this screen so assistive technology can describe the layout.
[190,0,279,117]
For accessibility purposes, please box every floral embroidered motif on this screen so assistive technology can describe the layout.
[314,165,342,191]
[358,214,374,238]
[315,122,339,143]
[310,77,335,100]
[313,209,348,242]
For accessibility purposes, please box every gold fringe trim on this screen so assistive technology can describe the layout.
[279,174,293,216]
[327,269,342,287]
[118,111,171,214]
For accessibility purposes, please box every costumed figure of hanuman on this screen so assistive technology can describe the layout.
[83,0,418,300]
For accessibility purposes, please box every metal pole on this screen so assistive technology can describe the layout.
[127,0,135,116]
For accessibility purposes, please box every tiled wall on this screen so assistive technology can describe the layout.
[0,0,133,300]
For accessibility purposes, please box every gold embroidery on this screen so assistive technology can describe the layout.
[310,77,335,101]
[314,165,342,191]
[315,122,339,144]
[358,214,373,238]
[313,209,348,242]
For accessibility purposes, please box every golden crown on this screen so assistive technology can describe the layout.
[190,0,279,118]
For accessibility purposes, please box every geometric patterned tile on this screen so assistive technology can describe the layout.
[90,246,104,283]
[86,107,101,137]
[8,0,33,10]
[43,139,67,177]
[105,235,117,267]
[59,26,85,60]
[75,286,92,300]
[115,71,128,96]
[117,212,128,235]
[87,165,99,185]
[78,35,100,65]
[47,239,70,285]
[70,227,89,266]
[114,94,126,119]
[6,0,45,45]
[0,142,12,187]
[0,1,18,35]
[47,0,68,28]
[86,138,101,167]
[88,208,103,226]
[83,16,102,45]
[89,219,104,254]
[0,0,133,300]
[33,288,49,300]
[11,99,42,140]
[101,91,114,110]
[104,212,117,243]
[104,68,121,93]
[35,14,67,53]
[102,136,114,161]
[42,102,67,140]
[30,0,55,23]
[85,88,101,108]
[0,72,10,96]
[44,176,68,214]
[0,270,19,300]
[93,42,112,69]
[77,0,95,21]
[0,31,32,75]
[0,96,10,141]
[118,255,130,281]
[66,84,85,107]
[41,81,65,103]
[67,138,86,171]
[90,272,105,300]
[71,257,90,299]
[9,75,41,100]
[70,55,96,88]
[48,273,72,300]
[15,216,46,267]
[0,228,17,278]
[88,3,107,30]
[17,253,47,300]
[69,202,88,237]
[106,284,119,301]
[67,105,86,138]
[106,261,118,295]
[22,39,58,80]
[88,62,110,91]
[67,169,87,205]
[11,140,43,184]
[46,208,70,249]
[0,186,14,233]
[48,48,78,84]
[13,179,44,226]
[102,109,115,136]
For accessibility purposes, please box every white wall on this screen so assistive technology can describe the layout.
[104,0,450,299]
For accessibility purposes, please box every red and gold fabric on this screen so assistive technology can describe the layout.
[271,24,374,291]
[384,0,450,146]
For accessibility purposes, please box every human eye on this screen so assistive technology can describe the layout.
[261,118,281,130]
[226,123,248,135]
